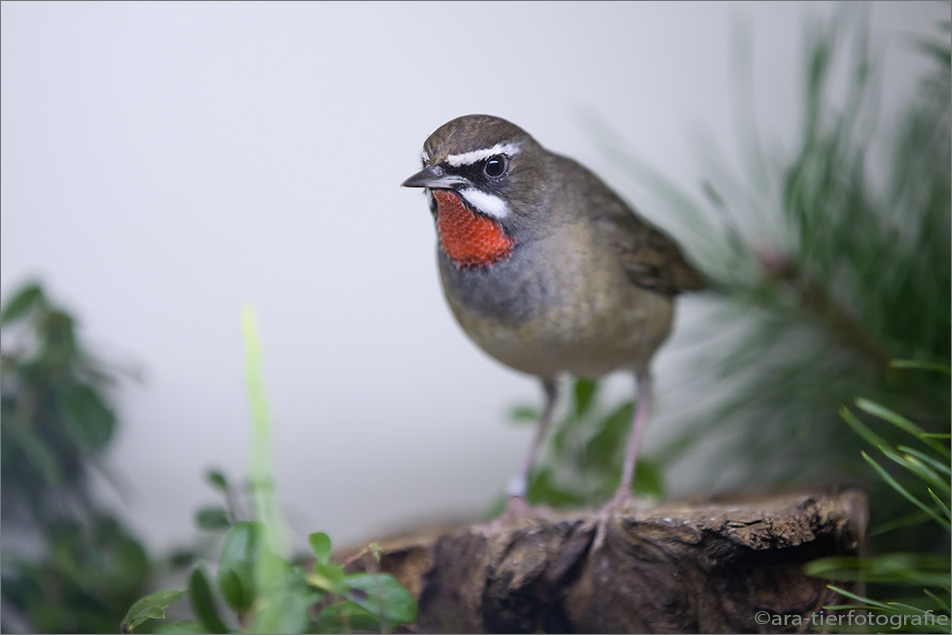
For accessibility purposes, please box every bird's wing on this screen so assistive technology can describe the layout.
[585,178,706,296]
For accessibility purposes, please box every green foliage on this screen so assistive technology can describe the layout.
[1,282,153,634]
[122,590,189,634]
[122,493,417,635]
[806,382,950,632]
[122,307,417,634]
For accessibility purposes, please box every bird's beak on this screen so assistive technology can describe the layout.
[401,165,465,189]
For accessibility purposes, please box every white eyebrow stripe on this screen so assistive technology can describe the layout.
[458,187,510,219]
[421,150,430,164]
[446,142,521,167]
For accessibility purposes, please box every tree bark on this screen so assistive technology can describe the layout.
[353,489,868,634]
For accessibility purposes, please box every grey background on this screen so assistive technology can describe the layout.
[2,1,944,554]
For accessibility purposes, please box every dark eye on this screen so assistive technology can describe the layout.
[484,155,506,177]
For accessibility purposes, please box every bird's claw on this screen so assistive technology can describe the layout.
[585,489,636,552]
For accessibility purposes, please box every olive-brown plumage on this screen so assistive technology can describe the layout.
[402,114,704,539]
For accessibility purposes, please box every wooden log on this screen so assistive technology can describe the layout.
[352,489,868,634]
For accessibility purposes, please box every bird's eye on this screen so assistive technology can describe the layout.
[484,155,506,178]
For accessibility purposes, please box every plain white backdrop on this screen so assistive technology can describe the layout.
[2,1,946,555]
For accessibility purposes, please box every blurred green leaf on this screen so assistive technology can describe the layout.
[5,415,62,484]
[509,405,540,424]
[58,383,115,449]
[219,521,265,578]
[632,460,664,498]
[582,401,634,469]
[526,468,587,507]
[343,572,418,624]
[307,562,346,594]
[188,567,228,634]
[121,589,187,633]
[249,570,318,635]
[217,567,248,614]
[308,532,332,565]
[313,601,384,634]
[574,379,598,416]
[206,469,229,492]
[217,521,267,613]
[0,282,44,323]
[195,507,232,532]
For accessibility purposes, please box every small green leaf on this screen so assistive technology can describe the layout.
[313,601,383,634]
[217,567,248,612]
[308,532,332,565]
[249,580,317,635]
[307,562,346,594]
[632,459,664,498]
[58,383,115,449]
[220,521,265,575]
[189,567,228,634]
[207,470,229,492]
[343,572,417,624]
[5,416,62,484]
[574,379,599,416]
[1,283,44,323]
[121,589,187,633]
[218,522,266,611]
[257,551,291,589]
[195,507,232,531]
[582,401,634,468]
[509,405,540,424]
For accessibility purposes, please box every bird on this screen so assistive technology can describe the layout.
[401,114,705,543]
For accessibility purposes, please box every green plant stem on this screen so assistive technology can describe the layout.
[240,304,287,557]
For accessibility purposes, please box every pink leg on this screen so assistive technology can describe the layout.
[477,380,558,535]
[614,372,653,505]
[592,371,653,549]
[503,379,558,514]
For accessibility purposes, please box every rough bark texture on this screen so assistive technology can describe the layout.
[351,489,868,634]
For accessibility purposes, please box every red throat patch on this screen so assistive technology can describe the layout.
[433,190,514,268]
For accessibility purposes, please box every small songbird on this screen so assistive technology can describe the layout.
[402,115,704,539]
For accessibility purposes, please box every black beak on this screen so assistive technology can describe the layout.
[401,165,465,189]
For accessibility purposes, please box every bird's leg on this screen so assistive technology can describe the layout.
[591,371,653,550]
[475,379,558,536]
[500,378,558,518]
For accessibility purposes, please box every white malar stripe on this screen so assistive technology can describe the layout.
[458,188,510,219]
[446,142,521,167]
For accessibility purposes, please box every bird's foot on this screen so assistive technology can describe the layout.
[585,488,637,552]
